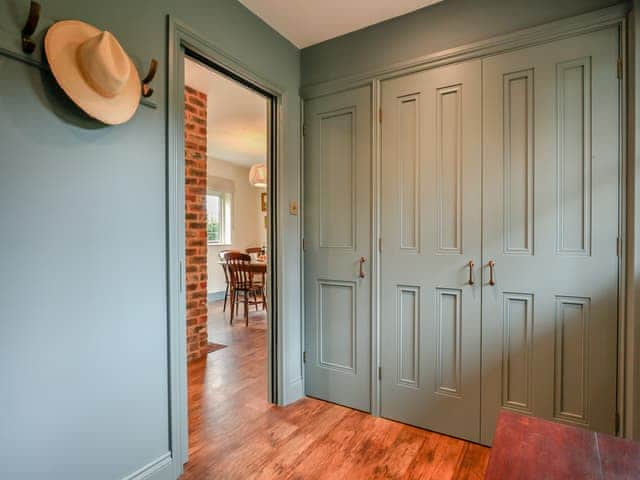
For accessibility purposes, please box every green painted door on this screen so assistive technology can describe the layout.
[303,86,372,412]
[481,26,620,444]
[379,59,483,442]
[379,26,620,445]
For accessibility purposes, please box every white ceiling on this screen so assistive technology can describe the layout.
[238,0,444,48]
[184,58,267,167]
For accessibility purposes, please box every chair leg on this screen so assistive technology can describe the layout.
[244,293,249,327]
[223,285,228,312]
[262,287,267,310]
[229,289,235,325]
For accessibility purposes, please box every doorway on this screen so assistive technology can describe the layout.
[183,54,271,352]
[169,39,281,472]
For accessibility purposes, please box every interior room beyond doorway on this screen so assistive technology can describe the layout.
[182,55,272,468]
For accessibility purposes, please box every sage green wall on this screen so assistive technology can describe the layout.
[0,0,300,479]
[301,0,625,86]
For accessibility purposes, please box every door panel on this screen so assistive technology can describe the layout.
[481,27,620,444]
[304,86,371,412]
[380,60,482,442]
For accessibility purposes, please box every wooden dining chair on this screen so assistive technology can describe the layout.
[217,249,235,312]
[224,251,263,325]
[246,248,268,311]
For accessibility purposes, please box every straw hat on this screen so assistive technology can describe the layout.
[45,20,141,125]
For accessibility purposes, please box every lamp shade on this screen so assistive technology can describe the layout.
[249,163,267,188]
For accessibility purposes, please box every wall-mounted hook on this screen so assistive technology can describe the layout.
[21,1,41,54]
[141,59,158,98]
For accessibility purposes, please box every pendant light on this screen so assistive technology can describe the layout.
[249,163,267,188]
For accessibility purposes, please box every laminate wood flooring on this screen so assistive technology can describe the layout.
[181,301,489,479]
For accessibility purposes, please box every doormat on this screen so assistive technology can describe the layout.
[207,342,227,353]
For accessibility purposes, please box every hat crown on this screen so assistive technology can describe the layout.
[77,31,131,98]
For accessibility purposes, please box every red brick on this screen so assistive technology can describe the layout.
[185,86,209,362]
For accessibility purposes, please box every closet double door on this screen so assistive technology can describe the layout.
[380,27,620,445]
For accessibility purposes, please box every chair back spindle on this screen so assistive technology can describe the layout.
[225,252,252,290]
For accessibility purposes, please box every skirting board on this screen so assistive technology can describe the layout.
[285,377,304,405]
[207,290,226,303]
[121,453,173,480]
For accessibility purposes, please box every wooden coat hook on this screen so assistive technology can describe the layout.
[142,59,158,98]
[21,1,41,54]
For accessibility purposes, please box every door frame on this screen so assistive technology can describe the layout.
[302,3,634,438]
[167,16,286,477]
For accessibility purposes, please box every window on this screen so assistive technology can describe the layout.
[206,192,231,245]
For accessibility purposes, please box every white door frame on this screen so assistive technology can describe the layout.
[302,3,634,438]
[167,17,287,478]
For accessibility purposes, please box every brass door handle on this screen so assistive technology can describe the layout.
[488,260,496,286]
[359,257,366,278]
[467,260,474,285]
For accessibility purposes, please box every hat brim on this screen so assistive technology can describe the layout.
[45,20,141,126]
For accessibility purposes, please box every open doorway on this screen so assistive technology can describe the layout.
[181,53,276,471]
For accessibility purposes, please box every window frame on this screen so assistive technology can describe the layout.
[206,191,231,246]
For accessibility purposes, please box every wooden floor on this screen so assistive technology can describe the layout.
[182,301,490,479]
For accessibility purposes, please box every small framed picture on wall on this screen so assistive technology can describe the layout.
[261,192,267,212]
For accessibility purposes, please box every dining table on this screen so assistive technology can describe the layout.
[218,260,266,274]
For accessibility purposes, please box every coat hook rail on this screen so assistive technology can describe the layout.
[21,1,41,54]
[142,59,158,98]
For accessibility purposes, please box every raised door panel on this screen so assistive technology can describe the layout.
[435,288,462,397]
[397,286,420,388]
[503,70,534,256]
[502,293,534,413]
[398,96,420,252]
[556,58,591,256]
[554,296,590,425]
[318,281,356,372]
[436,86,462,255]
[319,109,356,250]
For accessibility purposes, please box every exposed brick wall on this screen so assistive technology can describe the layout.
[185,86,208,362]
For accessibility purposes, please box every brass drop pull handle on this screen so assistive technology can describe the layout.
[467,260,474,285]
[488,260,496,286]
[359,257,366,278]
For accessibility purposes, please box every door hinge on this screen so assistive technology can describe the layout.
[303,351,307,363]
[378,366,382,380]
[379,108,383,124]
[616,237,621,256]
[615,411,621,435]
[302,123,307,136]
[378,238,383,252]
[617,57,623,79]
[302,237,306,251]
